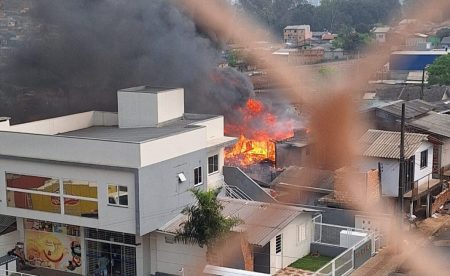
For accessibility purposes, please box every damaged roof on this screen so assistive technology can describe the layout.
[360,129,429,159]
[271,166,334,190]
[159,197,316,246]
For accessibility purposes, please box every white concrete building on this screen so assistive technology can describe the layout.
[0,86,236,275]
[373,27,390,44]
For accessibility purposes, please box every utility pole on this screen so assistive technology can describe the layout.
[398,103,406,221]
[420,65,429,100]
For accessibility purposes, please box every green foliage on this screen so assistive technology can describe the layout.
[174,188,241,248]
[238,0,401,34]
[289,254,334,271]
[227,50,239,68]
[436,28,450,39]
[332,29,372,52]
[318,66,336,78]
[427,55,450,85]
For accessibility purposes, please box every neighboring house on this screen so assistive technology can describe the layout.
[405,33,430,50]
[362,84,450,103]
[359,129,442,217]
[441,36,450,49]
[283,25,312,47]
[324,48,344,60]
[373,27,390,44]
[0,86,236,275]
[408,112,450,178]
[157,197,317,275]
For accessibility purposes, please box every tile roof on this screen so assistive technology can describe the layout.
[158,198,316,246]
[409,112,450,138]
[441,36,450,45]
[360,129,428,159]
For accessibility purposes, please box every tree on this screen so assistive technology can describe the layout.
[332,29,372,52]
[427,55,450,85]
[436,28,450,39]
[174,189,252,269]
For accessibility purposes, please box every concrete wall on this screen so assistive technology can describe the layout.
[118,91,158,128]
[0,230,18,256]
[157,89,184,125]
[207,148,225,191]
[138,149,206,235]
[414,142,433,185]
[0,159,137,234]
[149,232,207,276]
[360,157,399,197]
[269,214,313,275]
[441,138,450,168]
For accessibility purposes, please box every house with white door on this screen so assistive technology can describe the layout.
[358,129,442,216]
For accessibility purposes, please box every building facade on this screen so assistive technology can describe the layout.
[283,25,312,47]
[0,86,235,275]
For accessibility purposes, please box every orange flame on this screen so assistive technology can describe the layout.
[225,98,294,167]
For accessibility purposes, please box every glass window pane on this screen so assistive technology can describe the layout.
[64,198,98,218]
[119,186,128,206]
[6,173,59,194]
[108,185,118,204]
[63,179,98,199]
[7,190,60,214]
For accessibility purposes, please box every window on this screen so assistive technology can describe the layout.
[6,173,59,194]
[208,155,219,174]
[63,179,97,199]
[275,234,282,254]
[7,190,61,213]
[108,185,128,207]
[297,224,306,244]
[420,150,428,169]
[194,167,202,186]
[63,178,98,218]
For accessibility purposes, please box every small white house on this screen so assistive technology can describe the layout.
[359,129,434,197]
[373,27,390,44]
[359,129,442,217]
[156,198,317,275]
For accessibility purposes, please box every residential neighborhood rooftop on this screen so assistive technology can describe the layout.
[159,197,317,246]
[377,99,435,119]
[360,129,429,159]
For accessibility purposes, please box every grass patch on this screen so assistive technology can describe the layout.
[289,254,334,272]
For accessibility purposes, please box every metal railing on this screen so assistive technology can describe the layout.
[313,221,370,248]
[224,184,253,201]
[314,233,376,276]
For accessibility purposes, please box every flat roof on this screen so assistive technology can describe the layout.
[58,113,216,143]
[118,85,180,94]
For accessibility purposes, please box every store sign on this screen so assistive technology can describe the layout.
[24,219,82,274]
[353,239,372,269]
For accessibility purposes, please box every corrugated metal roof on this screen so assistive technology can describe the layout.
[409,112,450,138]
[360,129,428,159]
[270,166,334,190]
[378,99,435,119]
[159,198,315,246]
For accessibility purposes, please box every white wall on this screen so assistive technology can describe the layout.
[0,230,18,256]
[360,157,399,197]
[269,214,313,275]
[192,117,225,141]
[441,138,450,168]
[150,232,207,275]
[157,89,184,124]
[207,148,225,191]
[0,131,141,168]
[140,127,207,167]
[0,159,137,234]
[118,92,158,128]
[413,142,433,185]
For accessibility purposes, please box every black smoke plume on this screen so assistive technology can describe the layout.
[0,0,254,123]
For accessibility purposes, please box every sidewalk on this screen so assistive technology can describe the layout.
[351,214,450,276]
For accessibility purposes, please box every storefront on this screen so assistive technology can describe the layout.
[23,219,83,274]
